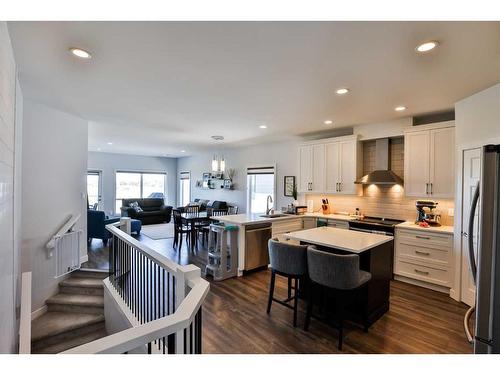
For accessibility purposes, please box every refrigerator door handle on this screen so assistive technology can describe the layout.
[468,182,480,283]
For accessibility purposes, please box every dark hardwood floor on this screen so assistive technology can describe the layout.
[86,232,473,354]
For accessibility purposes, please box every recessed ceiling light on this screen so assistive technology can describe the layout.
[395,106,407,112]
[69,47,92,59]
[107,142,113,145]
[336,88,349,95]
[415,41,439,53]
[324,120,333,125]
[211,135,224,141]
[180,150,186,153]
[259,125,267,129]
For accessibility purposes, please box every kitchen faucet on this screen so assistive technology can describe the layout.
[266,195,273,215]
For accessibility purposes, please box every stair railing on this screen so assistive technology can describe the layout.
[63,220,209,354]
[19,272,32,354]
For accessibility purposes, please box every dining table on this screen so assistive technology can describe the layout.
[180,211,211,250]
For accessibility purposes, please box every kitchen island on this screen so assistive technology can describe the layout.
[216,213,304,275]
[285,226,394,326]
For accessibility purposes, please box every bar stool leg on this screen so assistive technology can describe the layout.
[287,277,292,300]
[304,281,313,331]
[293,277,299,327]
[267,270,276,314]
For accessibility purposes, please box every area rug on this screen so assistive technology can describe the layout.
[141,223,175,240]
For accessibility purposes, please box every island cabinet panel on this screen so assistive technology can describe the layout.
[394,227,453,290]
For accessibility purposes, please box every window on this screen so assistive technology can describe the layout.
[179,171,191,206]
[115,171,166,213]
[247,166,275,215]
[87,171,101,210]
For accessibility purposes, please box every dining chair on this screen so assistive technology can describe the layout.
[304,247,372,350]
[172,209,191,250]
[199,208,228,245]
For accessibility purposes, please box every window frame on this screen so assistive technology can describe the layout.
[114,169,168,214]
[246,164,276,215]
[87,169,103,210]
[179,171,191,207]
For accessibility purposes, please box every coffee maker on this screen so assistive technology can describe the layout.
[415,200,442,226]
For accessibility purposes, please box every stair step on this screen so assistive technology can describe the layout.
[47,293,104,314]
[72,269,108,279]
[33,328,107,354]
[60,277,104,296]
[31,311,105,352]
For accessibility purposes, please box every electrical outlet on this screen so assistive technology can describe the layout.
[448,208,454,217]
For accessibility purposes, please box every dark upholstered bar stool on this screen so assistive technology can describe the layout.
[267,239,308,327]
[305,247,372,350]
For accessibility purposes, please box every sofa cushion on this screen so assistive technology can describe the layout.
[129,201,143,212]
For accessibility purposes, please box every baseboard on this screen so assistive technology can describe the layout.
[394,275,450,294]
[31,305,48,320]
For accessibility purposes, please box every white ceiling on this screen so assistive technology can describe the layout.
[8,21,500,157]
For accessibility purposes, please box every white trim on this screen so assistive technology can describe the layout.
[394,275,450,294]
[403,120,455,134]
[299,134,358,147]
[19,272,32,354]
[178,170,191,207]
[80,254,88,264]
[31,305,48,321]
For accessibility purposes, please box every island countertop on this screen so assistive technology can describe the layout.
[284,226,393,254]
[216,212,301,225]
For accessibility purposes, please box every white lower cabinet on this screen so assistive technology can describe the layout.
[327,219,349,230]
[394,228,453,290]
[272,218,304,237]
[302,217,317,229]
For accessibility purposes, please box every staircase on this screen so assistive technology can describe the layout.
[31,270,108,354]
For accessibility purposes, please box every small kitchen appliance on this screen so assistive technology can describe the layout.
[415,200,441,226]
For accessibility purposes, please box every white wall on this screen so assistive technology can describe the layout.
[455,83,500,148]
[21,100,88,311]
[87,152,177,215]
[177,141,300,213]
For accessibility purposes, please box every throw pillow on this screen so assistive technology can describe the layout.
[129,201,143,213]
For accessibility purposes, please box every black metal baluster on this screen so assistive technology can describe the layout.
[167,333,175,354]
[196,308,202,354]
[190,321,193,354]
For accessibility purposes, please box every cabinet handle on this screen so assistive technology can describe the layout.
[430,182,433,195]
[416,235,431,240]
[425,183,429,195]
[415,250,430,256]
[339,182,342,192]
[414,269,430,275]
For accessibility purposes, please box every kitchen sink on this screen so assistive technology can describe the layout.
[260,213,290,218]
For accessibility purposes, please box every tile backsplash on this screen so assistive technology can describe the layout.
[305,185,455,226]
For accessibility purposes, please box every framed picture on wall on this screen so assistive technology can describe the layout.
[284,176,295,197]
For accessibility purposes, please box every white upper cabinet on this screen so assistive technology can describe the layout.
[298,135,360,194]
[298,145,312,192]
[404,124,455,198]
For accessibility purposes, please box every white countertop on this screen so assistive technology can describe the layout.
[284,226,393,254]
[216,213,302,225]
[396,221,454,234]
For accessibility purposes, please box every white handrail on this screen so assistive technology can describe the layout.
[46,214,81,254]
[62,276,209,354]
[105,223,181,275]
[19,272,32,354]
[62,223,210,354]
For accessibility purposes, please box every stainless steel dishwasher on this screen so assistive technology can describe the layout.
[244,223,272,271]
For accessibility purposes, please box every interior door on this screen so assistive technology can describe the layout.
[298,145,312,192]
[325,142,340,193]
[311,144,325,192]
[404,130,430,197]
[461,148,481,306]
[338,140,357,194]
[429,127,455,198]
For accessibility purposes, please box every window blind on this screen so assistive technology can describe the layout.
[246,166,275,175]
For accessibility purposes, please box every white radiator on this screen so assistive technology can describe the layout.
[54,230,82,278]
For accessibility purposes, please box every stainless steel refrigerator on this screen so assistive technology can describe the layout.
[467,144,500,353]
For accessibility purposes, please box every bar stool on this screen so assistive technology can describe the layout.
[267,239,308,327]
[305,247,372,350]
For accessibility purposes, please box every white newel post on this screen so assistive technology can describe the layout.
[120,217,132,235]
[175,264,201,353]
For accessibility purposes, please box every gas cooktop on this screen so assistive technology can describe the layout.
[354,216,405,226]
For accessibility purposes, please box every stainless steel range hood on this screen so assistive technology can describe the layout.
[355,138,404,185]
